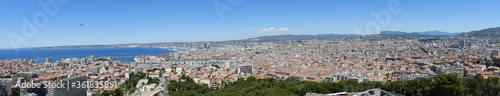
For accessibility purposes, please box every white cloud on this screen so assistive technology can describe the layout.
[258,27,301,32]
[278,28,289,31]
[258,27,276,32]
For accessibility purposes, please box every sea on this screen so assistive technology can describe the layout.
[0,47,174,62]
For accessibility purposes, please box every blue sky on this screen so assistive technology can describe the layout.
[1,0,499,49]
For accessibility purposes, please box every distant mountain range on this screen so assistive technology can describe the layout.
[245,34,367,41]
[460,26,500,37]
[34,26,500,49]
[246,26,500,42]
[245,30,459,42]
[380,30,460,37]
[253,26,500,41]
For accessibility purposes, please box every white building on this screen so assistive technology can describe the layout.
[0,78,13,96]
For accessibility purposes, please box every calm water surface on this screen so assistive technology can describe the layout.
[0,47,174,62]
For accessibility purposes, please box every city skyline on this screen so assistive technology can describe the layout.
[2,0,500,49]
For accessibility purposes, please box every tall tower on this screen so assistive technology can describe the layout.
[46,57,53,63]
[492,49,499,57]
[225,61,231,68]
[89,55,95,60]
[459,39,466,48]
[203,43,210,49]
[485,49,493,58]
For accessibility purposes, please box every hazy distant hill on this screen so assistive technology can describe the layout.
[33,30,466,49]
[420,31,461,36]
[245,34,367,41]
[460,26,500,37]
[36,45,119,49]
[380,30,459,37]
[248,30,459,42]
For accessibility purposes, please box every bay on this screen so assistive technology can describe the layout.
[0,47,174,62]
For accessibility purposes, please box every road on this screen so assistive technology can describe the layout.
[161,77,169,96]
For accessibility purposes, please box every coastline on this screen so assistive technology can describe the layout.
[0,47,174,63]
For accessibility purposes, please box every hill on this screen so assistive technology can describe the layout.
[460,26,500,37]
[380,30,459,37]
[245,34,367,42]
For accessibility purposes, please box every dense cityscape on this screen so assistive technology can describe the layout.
[2,0,500,96]
[1,26,500,96]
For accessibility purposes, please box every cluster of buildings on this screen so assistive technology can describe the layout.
[0,56,140,96]
[0,36,499,95]
[143,37,500,84]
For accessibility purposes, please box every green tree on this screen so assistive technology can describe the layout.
[430,73,467,96]
[11,88,20,96]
